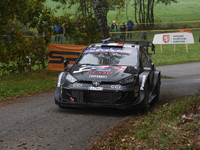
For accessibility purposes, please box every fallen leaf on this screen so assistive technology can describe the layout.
[121,139,125,142]
[17,141,26,147]
[37,134,44,138]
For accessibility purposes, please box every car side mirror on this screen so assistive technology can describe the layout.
[64,60,68,68]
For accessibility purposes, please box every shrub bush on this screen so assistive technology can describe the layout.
[0,28,48,75]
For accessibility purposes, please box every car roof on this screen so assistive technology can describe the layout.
[86,43,139,52]
[86,41,155,54]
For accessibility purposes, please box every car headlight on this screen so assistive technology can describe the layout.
[119,75,137,85]
[66,73,77,83]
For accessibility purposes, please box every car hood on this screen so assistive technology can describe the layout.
[69,65,138,82]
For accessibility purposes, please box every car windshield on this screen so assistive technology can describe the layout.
[77,48,138,66]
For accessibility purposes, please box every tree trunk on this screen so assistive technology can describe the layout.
[150,0,155,25]
[92,0,110,39]
[134,0,138,24]
[147,0,150,24]
[142,0,145,27]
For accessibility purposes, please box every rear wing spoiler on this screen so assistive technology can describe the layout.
[102,39,155,54]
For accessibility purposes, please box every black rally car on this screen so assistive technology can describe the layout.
[55,40,161,110]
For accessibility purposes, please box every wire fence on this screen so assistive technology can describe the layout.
[1,28,200,44]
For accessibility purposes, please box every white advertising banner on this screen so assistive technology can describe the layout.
[153,31,194,44]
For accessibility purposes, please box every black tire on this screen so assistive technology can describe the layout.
[154,77,161,103]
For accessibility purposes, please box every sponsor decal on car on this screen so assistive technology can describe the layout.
[73,83,83,87]
[73,66,91,73]
[83,49,138,55]
[88,87,103,91]
[73,66,111,74]
[89,75,107,79]
[112,66,127,71]
[111,85,121,89]
[87,71,113,75]
[90,68,111,72]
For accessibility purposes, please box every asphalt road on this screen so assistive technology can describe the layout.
[157,62,200,103]
[0,62,200,150]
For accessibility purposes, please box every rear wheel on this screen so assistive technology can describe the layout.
[154,77,161,103]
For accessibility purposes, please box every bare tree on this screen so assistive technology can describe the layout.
[133,0,177,29]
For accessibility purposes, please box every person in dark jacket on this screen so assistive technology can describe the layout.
[120,22,126,41]
[53,25,59,43]
[127,18,134,39]
[58,25,64,44]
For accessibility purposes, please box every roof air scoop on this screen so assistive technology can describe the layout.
[101,37,111,43]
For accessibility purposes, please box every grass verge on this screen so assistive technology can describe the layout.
[0,69,59,101]
[89,93,200,150]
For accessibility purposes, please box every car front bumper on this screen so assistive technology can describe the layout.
[55,83,147,109]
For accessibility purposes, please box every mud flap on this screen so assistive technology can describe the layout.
[134,72,149,107]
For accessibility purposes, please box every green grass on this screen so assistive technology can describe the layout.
[45,0,200,25]
[107,0,200,24]
[0,70,59,100]
[91,93,200,149]
[44,0,78,16]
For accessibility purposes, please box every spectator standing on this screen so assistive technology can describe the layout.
[37,25,43,37]
[22,27,27,35]
[127,18,134,39]
[2,28,8,42]
[46,23,52,43]
[64,24,69,42]
[120,22,126,41]
[58,25,64,44]
[53,25,60,43]
[111,21,117,36]
[20,27,27,40]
